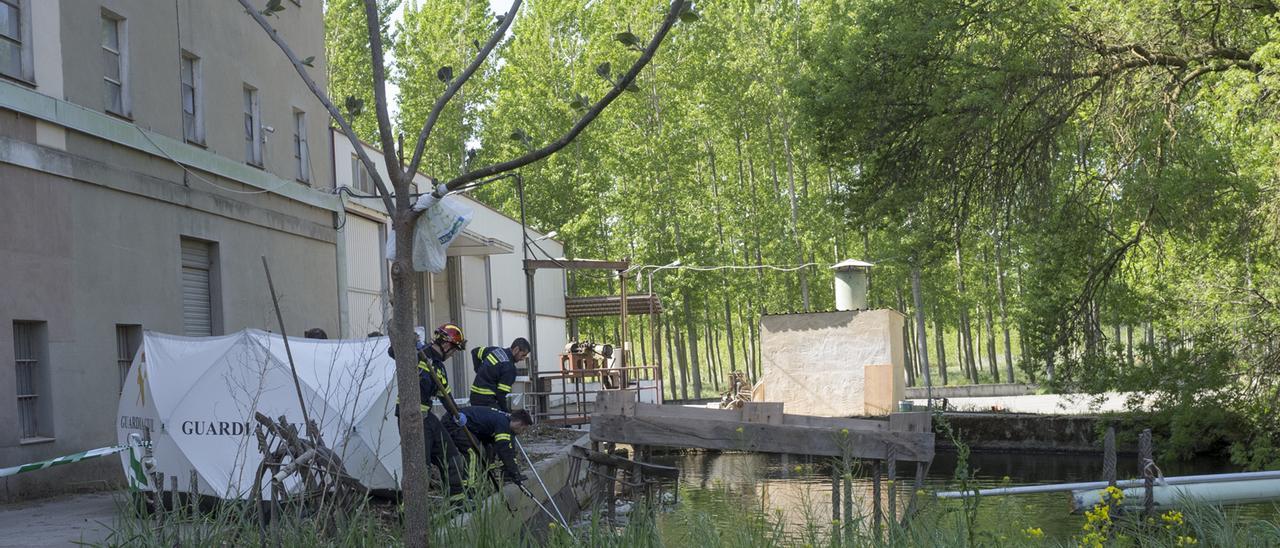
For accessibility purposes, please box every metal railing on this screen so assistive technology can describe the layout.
[524,364,662,426]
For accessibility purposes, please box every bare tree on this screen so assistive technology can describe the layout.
[236,0,693,544]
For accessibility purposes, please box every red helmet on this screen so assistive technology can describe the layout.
[433,323,466,349]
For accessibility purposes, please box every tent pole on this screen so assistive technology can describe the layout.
[262,256,314,437]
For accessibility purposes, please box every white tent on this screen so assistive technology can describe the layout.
[117,329,404,499]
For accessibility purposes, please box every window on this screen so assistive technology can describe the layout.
[180,53,203,144]
[243,85,262,166]
[101,11,128,116]
[115,325,141,393]
[13,321,48,440]
[293,109,309,183]
[0,0,32,82]
[350,154,371,193]
[180,238,219,336]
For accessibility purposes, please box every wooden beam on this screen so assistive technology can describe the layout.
[622,402,890,432]
[590,413,934,461]
[524,259,630,271]
[742,402,784,425]
[569,446,680,478]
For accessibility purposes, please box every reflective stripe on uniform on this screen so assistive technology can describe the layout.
[496,383,512,392]
[420,404,432,412]
[494,433,512,442]
[486,353,499,365]
[470,384,496,396]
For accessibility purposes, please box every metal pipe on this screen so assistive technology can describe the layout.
[517,175,539,386]
[484,255,495,346]
[516,438,571,529]
[517,483,574,538]
[935,470,1280,499]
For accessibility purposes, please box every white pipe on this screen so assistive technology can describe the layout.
[935,470,1280,499]
[1071,478,1280,513]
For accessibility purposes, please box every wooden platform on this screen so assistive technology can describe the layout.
[589,390,934,462]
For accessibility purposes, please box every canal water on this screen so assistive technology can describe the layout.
[650,450,1280,543]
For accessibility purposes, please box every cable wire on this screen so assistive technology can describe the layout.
[134,125,297,196]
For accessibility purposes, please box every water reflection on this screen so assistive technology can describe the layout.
[652,450,1278,543]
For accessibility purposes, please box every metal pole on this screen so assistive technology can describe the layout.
[261,257,312,432]
[619,269,628,369]
[516,438,571,530]
[516,175,541,416]
[518,483,574,537]
[936,469,1280,498]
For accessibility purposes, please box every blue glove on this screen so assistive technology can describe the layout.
[415,340,427,352]
[456,412,468,427]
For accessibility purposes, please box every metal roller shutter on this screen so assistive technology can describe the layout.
[181,239,213,336]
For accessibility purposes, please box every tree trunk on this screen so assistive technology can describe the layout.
[746,305,759,382]
[985,304,999,383]
[934,316,948,386]
[638,313,648,367]
[898,288,916,387]
[668,316,687,400]
[390,214,430,546]
[738,304,753,381]
[1126,324,1135,368]
[704,305,721,393]
[955,239,977,383]
[911,269,933,398]
[724,299,738,372]
[994,231,1015,383]
[683,295,703,398]
[780,129,809,312]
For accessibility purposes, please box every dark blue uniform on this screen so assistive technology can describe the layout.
[469,346,518,412]
[393,344,466,498]
[445,406,524,484]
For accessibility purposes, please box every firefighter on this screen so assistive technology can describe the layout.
[445,406,531,486]
[391,323,469,502]
[468,338,530,412]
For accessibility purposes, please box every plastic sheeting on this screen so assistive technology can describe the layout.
[117,329,403,499]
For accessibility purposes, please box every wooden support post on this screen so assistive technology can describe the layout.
[901,461,928,525]
[606,465,618,523]
[150,471,165,519]
[872,460,883,533]
[842,466,853,539]
[1140,429,1154,517]
[831,468,841,545]
[887,450,897,527]
[741,402,784,425]
[1103,426,1116,488]
[169,476,179,515]
[189,469,199,515]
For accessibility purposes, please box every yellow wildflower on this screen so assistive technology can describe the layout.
[1023,527,1044,540]
[1176,535,1198,546]
[1161,509,1185,526]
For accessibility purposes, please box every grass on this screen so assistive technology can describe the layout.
[95,482,1280,547]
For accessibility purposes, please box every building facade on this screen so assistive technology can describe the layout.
[0,1,565,500]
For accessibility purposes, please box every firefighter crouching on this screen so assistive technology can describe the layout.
[445,406,531,486]
[469,338,530,412]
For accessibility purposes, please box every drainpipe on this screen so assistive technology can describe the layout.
[334,205,350,338]
[517,175,539,385]
[485,254,495,346]
[496,298,504,344]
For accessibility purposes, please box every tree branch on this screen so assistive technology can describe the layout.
[439,0,688,196]
[236,0,395,213]
[404,0,523,182]
[361,0,404,197]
